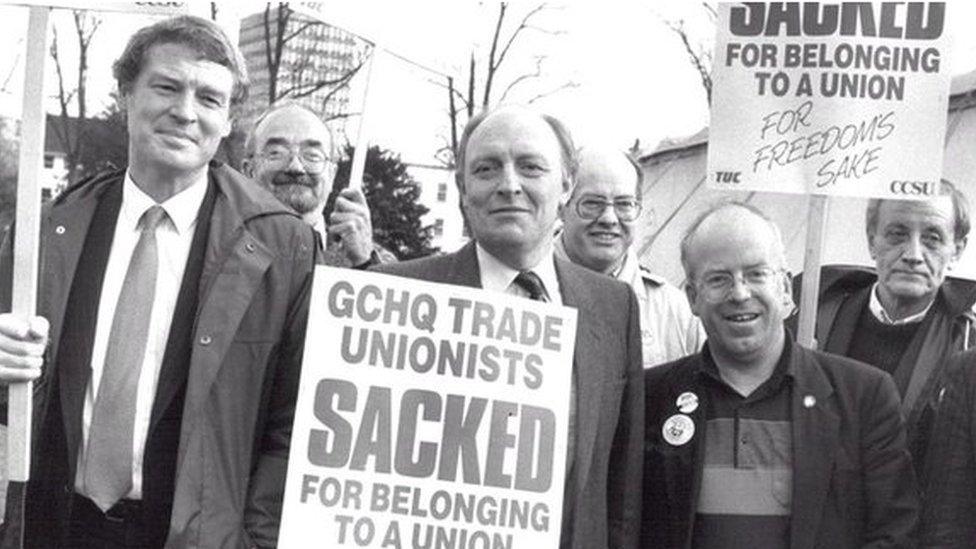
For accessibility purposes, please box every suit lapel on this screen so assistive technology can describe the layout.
[448,241,482,288]
[556,259,606,494]
[50,180,121,463]
[148,182,216,433]
[790,348,839,549]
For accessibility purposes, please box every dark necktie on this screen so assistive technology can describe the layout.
[82,205,167,511]
[513,270,550,302]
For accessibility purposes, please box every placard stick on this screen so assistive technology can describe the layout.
[347,45,378,191]
[9,5,50,486]
[797,195,830,349]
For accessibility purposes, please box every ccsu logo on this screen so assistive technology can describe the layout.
[890,180,936,196]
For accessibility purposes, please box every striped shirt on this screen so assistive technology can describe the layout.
[692,345,794,549]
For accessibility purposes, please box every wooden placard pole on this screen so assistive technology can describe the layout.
[796,194,830,349]
[9,5,50,486]
[347,45,379,191]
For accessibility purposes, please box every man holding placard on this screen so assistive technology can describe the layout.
[243,102,388,267]
[642,203,917,548]
[0,16,314,547]
[373,106,643,548]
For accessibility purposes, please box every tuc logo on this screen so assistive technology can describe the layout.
[889,180,936,196]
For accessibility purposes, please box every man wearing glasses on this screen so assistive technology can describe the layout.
[557,145,703,367]
[641,202,918,549]
[244,102,383,267]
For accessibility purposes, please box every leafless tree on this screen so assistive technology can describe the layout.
[661,2,716,104]
[436,2,578,167]
[260,3,366,116]
[49,10,100,185]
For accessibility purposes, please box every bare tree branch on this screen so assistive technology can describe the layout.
[494,3,547,73]
[481,2,507,108]
[702,2,717,19]
[526,81,579,104]
[498,56,543,104]
[283,20,318,44]
[663,18,712,104]
[282,58,363,101]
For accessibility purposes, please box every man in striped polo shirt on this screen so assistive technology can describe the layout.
[641,202,918,548]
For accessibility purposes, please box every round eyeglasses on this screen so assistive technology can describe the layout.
[259,145,331,173]
[694,267,784,302]
[575,197,642,222]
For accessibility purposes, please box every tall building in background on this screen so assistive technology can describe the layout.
[237,8,364,140]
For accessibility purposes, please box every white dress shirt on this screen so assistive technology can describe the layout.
[868,282,932,325]
[475,243,562,305]
[76,171,207,500]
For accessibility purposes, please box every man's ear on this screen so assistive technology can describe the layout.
[241,157,254,177]
[684,280,701,317]
[781,270,796,314]
[953,235,968,263]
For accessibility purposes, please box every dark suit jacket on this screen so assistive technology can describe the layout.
[920,348,976,547]
[641,339,919,549]
[789,265,976,484]
[373,242,644,549]
[0,163,316,548]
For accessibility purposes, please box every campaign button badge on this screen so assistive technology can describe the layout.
[676,391,699,414]
[662,414,695,446]
[803,395,816,408]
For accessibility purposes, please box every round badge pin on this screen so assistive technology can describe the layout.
[803,395,816,408]
[676,391,699,414]
[662,414,695,446]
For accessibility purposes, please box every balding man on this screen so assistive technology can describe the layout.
[374,106,643,549]
[642,203,918,549]
[557,145,703,367]
[244,102,386,267]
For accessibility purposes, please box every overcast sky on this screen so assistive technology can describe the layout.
[1,1,974,165]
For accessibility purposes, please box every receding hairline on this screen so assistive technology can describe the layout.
[573,145,642,199]
[245,102,334,157]
[680,202,786,279]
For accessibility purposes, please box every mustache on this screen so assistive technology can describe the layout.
[271,172,318,188]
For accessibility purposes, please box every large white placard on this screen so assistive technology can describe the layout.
[708,2,952,198]
[281,267,577,548]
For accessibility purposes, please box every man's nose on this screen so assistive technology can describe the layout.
[727,276,752,302]
[168,92,198,123]
[496,165,522,195]
[901,235,925,263]
[285,152,306,173]
[595,203,619,225]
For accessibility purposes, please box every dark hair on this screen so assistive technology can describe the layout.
[454,106,579,190]
[865,178,971,243]
[680,201,784,280]
[113,15,249,105]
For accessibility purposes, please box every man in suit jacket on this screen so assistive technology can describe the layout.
[789,180,975,486]
[0,16,315,547]
[373,106,643,549]
[642,203,918,549]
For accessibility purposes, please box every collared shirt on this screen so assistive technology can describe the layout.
[552,238,703,367]
[76,171,207,500]
[474,242,574,478]
[693,343,794,549]
[475,243,563,305]
[613,250,704,367]
[869,282,932,325]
